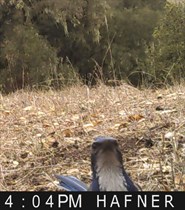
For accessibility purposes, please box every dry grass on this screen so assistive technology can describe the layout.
[0,83,185,191]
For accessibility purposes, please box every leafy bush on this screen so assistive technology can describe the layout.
[0,24,58,91]
[144,3,185,85]
[0,0,168,92]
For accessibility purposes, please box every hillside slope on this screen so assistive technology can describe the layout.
[0,84,185,191]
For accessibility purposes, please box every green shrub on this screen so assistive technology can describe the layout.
[0,24,58,91]
[144,3,185,85]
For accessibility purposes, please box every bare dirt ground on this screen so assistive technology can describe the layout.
[0,83,185,191]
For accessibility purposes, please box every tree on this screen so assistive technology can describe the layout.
[0,24,58,91]
[100,0,166,85]
[0,0,167,92]
[144,2,185,85]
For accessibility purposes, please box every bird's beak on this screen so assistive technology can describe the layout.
[100,141,115,152]
[96,141,120,165]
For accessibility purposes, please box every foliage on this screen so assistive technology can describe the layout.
[144,2,185,85]
[0,24,58,91]
[104,4,163,85]
[0,0,168,92]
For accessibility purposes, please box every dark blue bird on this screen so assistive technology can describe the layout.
[55,136,139,191]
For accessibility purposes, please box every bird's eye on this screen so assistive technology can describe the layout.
[92,142,100,150]
[114,141,118,146]
[111,140,118,147]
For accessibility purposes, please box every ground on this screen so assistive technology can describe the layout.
[0,83,185,191]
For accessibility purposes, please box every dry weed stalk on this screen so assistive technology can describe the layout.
[0,84,185,191]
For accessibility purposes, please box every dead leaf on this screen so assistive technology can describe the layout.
[42,137,59,148]
[119,110,126,116]
[83,123,96,133]
[145,101,153,105]
[118,122,128,130]
[53,122,59,126]
[162,165,171,173]
[64,137,82,144]
[4,110,11,115]
[37,111,45,116]
[157,109,177,114]
[90,113,99,118]
[12,161,19,167]
[164,132,175,139]
[62,128,73,137]
[43,123,51,128]
[128,114,144,122]
[157,94,163,99]
[114,122,128,130]
[19,117,26,121]
[71,114,80,121]
[36,133,42,138]
[66,168,79,175]
[92,120,103,126]
[20,152,28,159]
[23,106,33,111]
[175,173,185,186]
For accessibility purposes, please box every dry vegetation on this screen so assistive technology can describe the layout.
[0,83,185,191]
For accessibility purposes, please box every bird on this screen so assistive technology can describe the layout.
[55,136,139,191]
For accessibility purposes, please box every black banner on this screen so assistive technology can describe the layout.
[0,192,184,210]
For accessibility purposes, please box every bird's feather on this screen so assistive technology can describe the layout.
[55,175,88,191]
[55,136,140,191]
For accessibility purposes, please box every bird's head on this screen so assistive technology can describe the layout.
[91,136,123,176]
